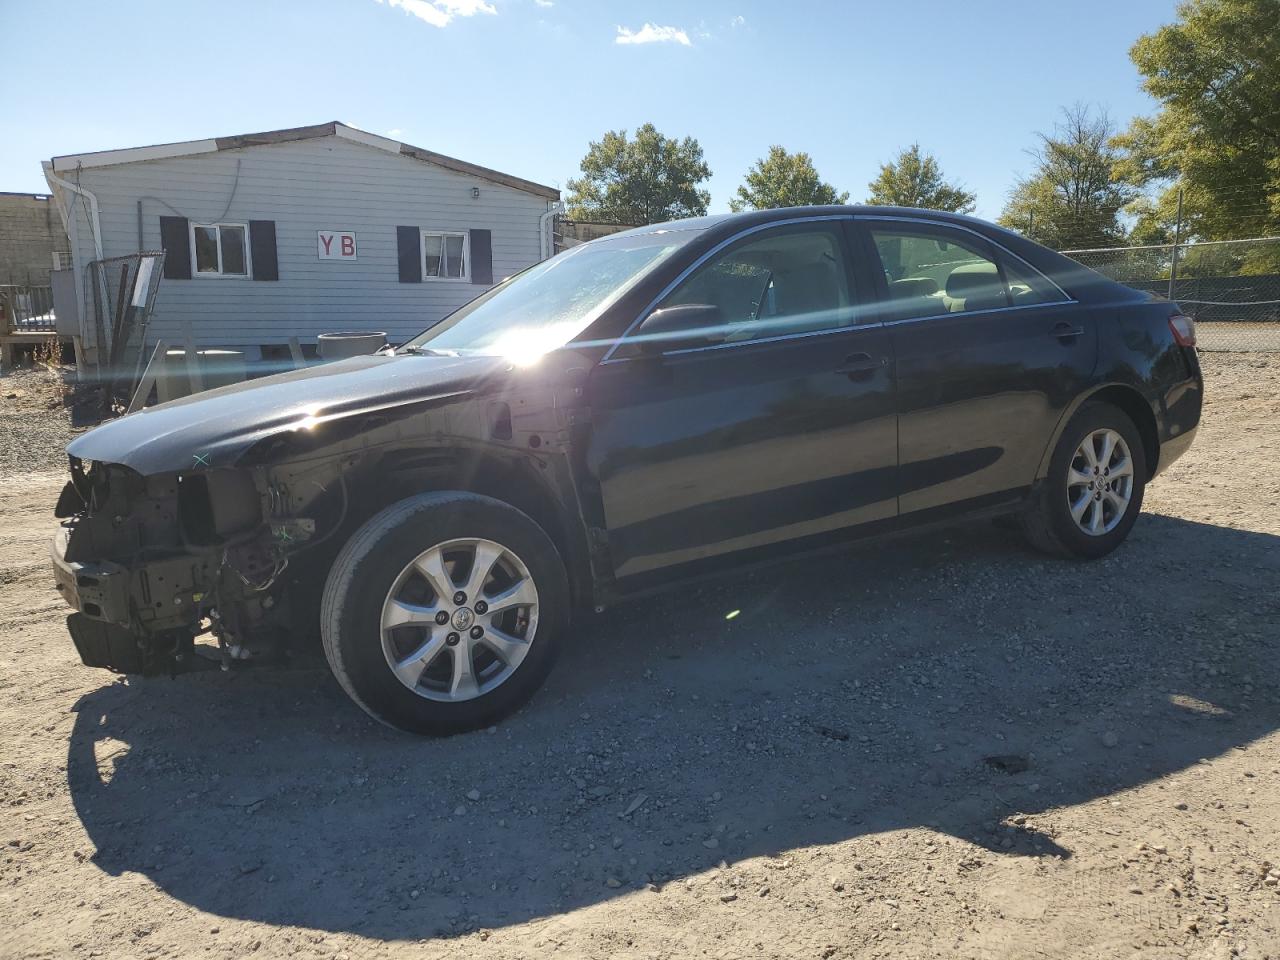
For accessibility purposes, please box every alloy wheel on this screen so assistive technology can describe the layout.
[379,538,539,702]
[1066,428,1135,536]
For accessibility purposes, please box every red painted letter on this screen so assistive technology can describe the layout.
[341,235,355,257]
[320,234,333,255]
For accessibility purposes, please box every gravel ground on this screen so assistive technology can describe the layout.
[0,366,78,474]
[0,353,1277,959]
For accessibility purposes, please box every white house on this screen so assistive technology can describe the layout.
[42,121,561,365]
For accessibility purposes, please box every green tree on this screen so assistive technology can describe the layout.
[1115,0,1280,245]
[566,124,711,225]
[998,104,1136,249]
[1124,195,1175,246]
[729,146,848,212]
[865,144,976,213]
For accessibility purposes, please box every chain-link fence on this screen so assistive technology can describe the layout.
[86,251,166,409]
[1063,237,1280,352]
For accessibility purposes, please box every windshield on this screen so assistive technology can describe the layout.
[403,231,687,362]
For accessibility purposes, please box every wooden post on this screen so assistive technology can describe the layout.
[0,293,11,370]
[287,336,305,370]
[182,322,204,394]
[127,340,168,413]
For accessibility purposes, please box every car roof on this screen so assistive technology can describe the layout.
[610,206,1019,244]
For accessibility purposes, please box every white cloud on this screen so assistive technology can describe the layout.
[730,14,745,27]
[534,0,553,6]
[387,128,404,137]
[440,0,496,13]
[615,22,691,46]
[374,0,496,29]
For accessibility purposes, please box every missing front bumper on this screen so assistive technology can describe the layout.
[50,529,131,624]
[66,613,147,673]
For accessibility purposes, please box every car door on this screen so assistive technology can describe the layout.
[859,217,1096,518]
[580,218,897,586]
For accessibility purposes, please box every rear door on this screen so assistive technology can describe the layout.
[582,218,897,585]
[859,217,1096,518]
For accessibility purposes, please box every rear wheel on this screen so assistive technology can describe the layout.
[321,492,568,735]
[1022,402,1147,559]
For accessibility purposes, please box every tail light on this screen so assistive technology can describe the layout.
[1168,313,1196,347]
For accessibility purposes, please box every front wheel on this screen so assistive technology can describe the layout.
[320,492,568,735]
[1022,402,1147,559]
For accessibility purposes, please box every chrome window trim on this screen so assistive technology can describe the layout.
[879,300,1078,327]
[599,214,857,363]
[599,316,883,364]
[857,213,1075,304]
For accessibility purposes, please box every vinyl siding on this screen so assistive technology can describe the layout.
[58,136,553,351]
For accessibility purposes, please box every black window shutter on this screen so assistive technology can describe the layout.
[469,229,493,285]
[159,216,191,279]
[397,226,421,283]
[249,220,279,280]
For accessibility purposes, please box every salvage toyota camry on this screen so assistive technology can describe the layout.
[52,206,1203,734]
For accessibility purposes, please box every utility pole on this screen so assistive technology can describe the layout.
[1167,186,1184,301]
[1027,211,1034,240]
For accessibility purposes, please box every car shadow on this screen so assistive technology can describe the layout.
[65,513,1279,939]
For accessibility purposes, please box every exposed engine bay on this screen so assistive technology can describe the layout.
[52,453,349,675]
[48,350,597,680]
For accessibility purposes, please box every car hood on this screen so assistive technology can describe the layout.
[67,353,512,475]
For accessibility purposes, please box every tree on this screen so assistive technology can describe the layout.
[729,146,848,212]
[998,104,1136,249]
[865,144,976,213]
[1124,195,1175,246]
[565,124,711,225]
[1115,0,1280,244]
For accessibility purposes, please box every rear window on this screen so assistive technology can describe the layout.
[871,227,1007,318]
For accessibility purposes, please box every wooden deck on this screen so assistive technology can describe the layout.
[0,331,68,369]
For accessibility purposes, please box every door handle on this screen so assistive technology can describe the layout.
[1050,322,1085,341]
[834,353,884,377]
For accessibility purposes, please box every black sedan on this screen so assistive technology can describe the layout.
[53,206,1203,734]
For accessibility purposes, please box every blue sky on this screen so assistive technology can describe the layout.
[2,0,1178,220]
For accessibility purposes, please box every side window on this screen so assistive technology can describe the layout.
[422,230,469,280]
[1001,255,1066,306]
[191,222,249,278]
[659,224,855,342]
[870,226,1008,319]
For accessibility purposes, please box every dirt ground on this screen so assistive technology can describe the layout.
[1,354,1277,960]
[1196,323,1280,354]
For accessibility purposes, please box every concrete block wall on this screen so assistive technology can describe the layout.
[0,193,71,286]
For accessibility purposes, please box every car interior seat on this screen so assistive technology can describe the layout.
[944,263,1008,313]
[888,277,945,318]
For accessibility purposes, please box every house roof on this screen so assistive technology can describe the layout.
[48,121,560,201]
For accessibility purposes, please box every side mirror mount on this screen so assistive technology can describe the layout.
[635,303,725,355]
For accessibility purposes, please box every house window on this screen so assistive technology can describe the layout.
[422,231,468,280]
[191,222,250,277]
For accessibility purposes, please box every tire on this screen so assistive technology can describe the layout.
[320,492,568,735]
[1022,401,1147,560]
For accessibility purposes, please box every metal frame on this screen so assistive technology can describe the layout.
[421,229,470,282]
[189,221,252,279]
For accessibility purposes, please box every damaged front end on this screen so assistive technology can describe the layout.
[52,453,343,676]
[49,350,593,680]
